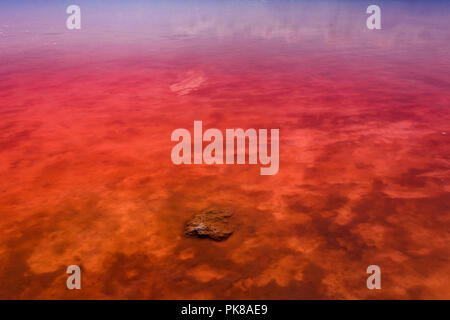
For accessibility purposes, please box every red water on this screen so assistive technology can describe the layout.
[0,1,449,299]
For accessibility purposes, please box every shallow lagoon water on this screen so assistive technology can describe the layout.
[0,0,449,299]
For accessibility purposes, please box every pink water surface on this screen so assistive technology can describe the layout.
[0,1,449,299]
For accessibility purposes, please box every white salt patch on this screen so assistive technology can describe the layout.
[170,70,206,96]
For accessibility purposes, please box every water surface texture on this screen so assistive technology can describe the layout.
[0,0,449,299]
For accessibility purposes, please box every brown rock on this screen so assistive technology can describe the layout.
[185,208,233,241]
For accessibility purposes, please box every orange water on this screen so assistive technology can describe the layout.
[0,1,449,299]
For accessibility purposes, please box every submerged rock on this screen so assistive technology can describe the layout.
[185,209,233,241]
